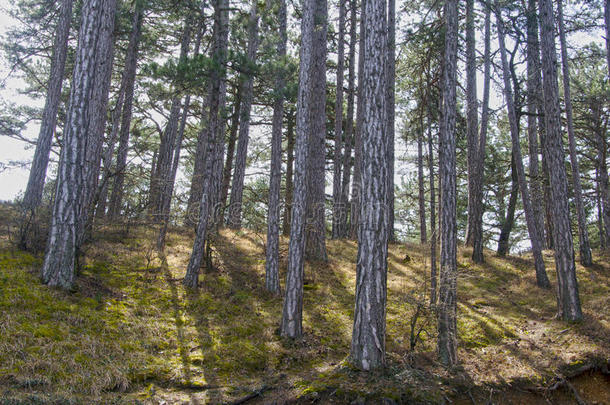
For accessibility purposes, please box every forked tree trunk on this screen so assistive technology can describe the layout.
[265,0,287,295]
[350,0,388,371]
[437,0,458,367]
[496,12,550,289]
[280,0,316,338]
[539,0,583,321]
[557,0,592,267]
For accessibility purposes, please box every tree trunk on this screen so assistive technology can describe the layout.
[437,0,458,367]
[497,154,519,257]
[220,86,241,219]
[557,0,592,267]
[280,0,316,338]
[427,96,437,305]
[350,0,388,371]
[106,2,143,220]
[22,0,73,212]
[304,0,328,261]
[227,3,259,229]
[605,0,610,80]
[539,0,583,321]
[41,0,115,290]
[283,111,296,236]
[471,4,490,263]
[417,107,426,244]
[331,0,346,240]
[595,103,610,244]
[386,0,395,242]
[338,0,357,238]
[184,0,230,288]
[465,0,478,247]
[265,0,287,295]
[497,12,550,289]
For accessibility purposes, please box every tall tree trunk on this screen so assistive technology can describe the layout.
[497,12,550,288]
[526,0,546,250]
[471,3,490,263]
[220,86,241,218]
[557,0,592,266]
[331,0,346,240]
[227,3,260,229]
[338,0,357,238]
[594,103,610,244]
[283,111,295,236]
[427,96,437,305]
[304,0,328,260]
[350,0,388,371]
[417,99,427,244]
[497,154,519,256]
[596,167,606,248]
[22,0,73,212]
[539,0,583,321]
[184,0,230,288]
[106,2,143,220]
[437,0,458,367]
[41,0,115,290]
[605,0,610,79]
[465,0,478,247]
[349,6,365,240]
[386,0,395,242]
[280,0,316,338]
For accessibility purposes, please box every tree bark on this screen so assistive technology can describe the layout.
[304,0,328,261]
[386,0,395,242]
[539,0,583,321]
[350,0,388,371]
[605,0,610,80]
[265,0,287,295]
[331,0,346,240]
[437,0,458,367]
[227,3,260,229]
[283,111,296,236]
[220,86,241,219]
[427,94,437,305]
[497,12,550,289]
[280,0,316,338]
[465,0,478,247]
[41,0,115,289]
[22,0,73,211]
[557,0,592,266]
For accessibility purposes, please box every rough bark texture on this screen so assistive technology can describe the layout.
[606,0,610,80]
[22,0,73,211]
[386,0,395,242]
[539,0,583,321]
[464,0,478,247]
[280,0,315,338]
[594,103,610,244]
[331,0,346,240]
[106,2,143,219]
[282,113,295,236]
[220,87,241,218]
[497,13,550,289]
[184,0,229,288]
[437,0,458,367]
[227,2,260,229]
[350,0,387,371]
[338,0,357,238]
[471,4,490,264]
[427,99,437,305]
[304,0,328,261]
[41,0,111,289]
[497,154,519,256]
[417,117,426,244]
[557,0,592,267]
[265,0,287,295]
[526,0,546,250]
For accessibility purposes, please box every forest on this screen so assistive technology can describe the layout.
[0,0,609,403]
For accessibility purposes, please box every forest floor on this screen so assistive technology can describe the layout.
[0,208,609,404]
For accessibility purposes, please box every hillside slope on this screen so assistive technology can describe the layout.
[0,223,608,404]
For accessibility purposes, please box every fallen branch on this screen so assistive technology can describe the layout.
[225,384,270,405]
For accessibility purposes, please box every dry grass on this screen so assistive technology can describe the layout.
[0,221,608,404]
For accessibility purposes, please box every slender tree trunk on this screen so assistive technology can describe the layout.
[594,103,610,244]
[465,0,478,247]
[184,0,229,288]
[22,0,73,211]
[339,0,357,238]
[304,0,328,260]
[427,98,437,305]
[280,0,316,338]
[106,2,143,220]
[557,0,592,266]
[265,0,287,295]
[417,104,427,244]
[605,0,610,79]
[497,12,550,288]
[283,112,295,236]
[228,3,260,228]
[539,0,583,321]
[596,168,606,248]
[220,86,241,218]
[41,0,114,289]
[497,154,519,256]
[386,0,395,242]
[471,4,490,263]
[350,0,388,371]
[437,0,458,367]
[331,0,346,240]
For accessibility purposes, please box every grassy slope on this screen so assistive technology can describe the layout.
[0,222,608,404]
